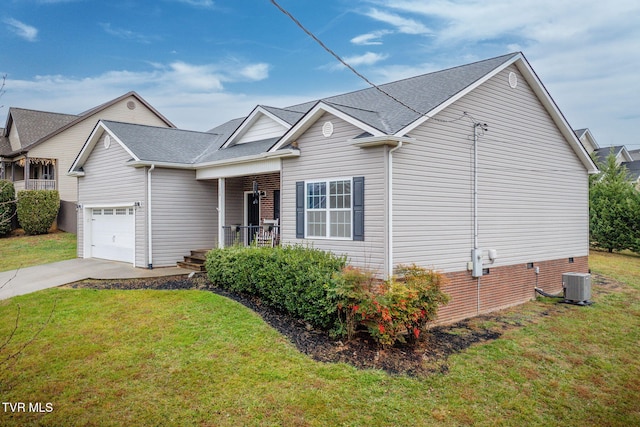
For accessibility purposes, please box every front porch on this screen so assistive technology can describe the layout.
[216,172,282,249]
[1,157,57,191]
[177,172,282,271]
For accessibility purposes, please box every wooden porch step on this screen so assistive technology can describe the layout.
[177,249,211,272]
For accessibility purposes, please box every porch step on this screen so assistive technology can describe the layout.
[177,249,211,272]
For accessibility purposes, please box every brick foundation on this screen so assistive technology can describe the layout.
[436,256,589,324]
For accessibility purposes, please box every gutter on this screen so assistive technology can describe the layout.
[127,148,300,170]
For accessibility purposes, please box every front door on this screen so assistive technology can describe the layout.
[246,193,260,244]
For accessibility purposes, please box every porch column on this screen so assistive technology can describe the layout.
[24,156,30,190]
[218,177,225,248]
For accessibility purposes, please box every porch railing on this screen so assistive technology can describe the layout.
[222,225,280,248]
[25,179,56,190]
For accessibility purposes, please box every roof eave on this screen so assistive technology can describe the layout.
[195,148,300,169]
[270,102,385,152]
[349,135,415,148]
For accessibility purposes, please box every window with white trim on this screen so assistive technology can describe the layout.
[306,179,352,238]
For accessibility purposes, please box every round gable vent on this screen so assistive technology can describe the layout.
[127,100,136,110]
[508,72,518,89]
[322,121,334,137]
[104,135,111,149]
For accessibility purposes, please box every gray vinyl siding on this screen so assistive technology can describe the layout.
[77,133,146,265]
[30,96,171,204]
[393,64,589,273]
[150,168,217,267]
[237,115,287,144]
[281,113,387,272]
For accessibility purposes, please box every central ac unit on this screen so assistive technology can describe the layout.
[562,273,592,305]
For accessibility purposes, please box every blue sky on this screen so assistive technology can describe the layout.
[1,0,639,149]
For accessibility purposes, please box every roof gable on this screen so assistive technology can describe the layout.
[69,120,221,174]
[2,92,175,157]
[222,106,292,148]
[1,108,78,154]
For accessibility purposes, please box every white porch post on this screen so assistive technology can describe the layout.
[218,177,226,248]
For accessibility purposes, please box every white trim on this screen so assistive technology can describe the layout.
[217,178,226,248]
[222,106,292,149]
[196,157,284,180]
[349,135,414,148]
[303,177,354,240]
[68,121,141,175]
[396,55,521,137]
[83,202,137,267]
[270,102,385,152]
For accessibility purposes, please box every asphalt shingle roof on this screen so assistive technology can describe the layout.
[1,108,78,155]
[622,160,640,181]
[98,53,521,167]
[102,121,223,164]
[593,146,626,165]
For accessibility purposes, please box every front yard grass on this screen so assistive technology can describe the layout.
[0,250,638,426]
[0,232,76,272]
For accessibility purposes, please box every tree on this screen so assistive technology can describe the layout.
[589,152,640,253]
[0,180,17,236]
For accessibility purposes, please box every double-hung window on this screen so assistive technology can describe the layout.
[306,179,352,239]
[296,176,364,241]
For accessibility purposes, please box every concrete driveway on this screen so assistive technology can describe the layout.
[0,258,189,300]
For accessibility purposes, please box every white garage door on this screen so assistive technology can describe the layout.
[91,207,135,263]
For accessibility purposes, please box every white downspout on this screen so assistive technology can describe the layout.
[218,177,226,248]
[147,164,155,269]
[387,141,403,279]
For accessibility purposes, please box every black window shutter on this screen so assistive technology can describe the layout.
[295,181,305,238]
[353,176,364,241]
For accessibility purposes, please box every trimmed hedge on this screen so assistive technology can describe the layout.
[205,245,347,330]
[16,190,60,235]
[0,180,16,236]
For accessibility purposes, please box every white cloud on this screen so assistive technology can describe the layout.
[351,30,393,45]
[325,52,389,71]
[361,0,640,147]
[364,8,430,35]
[175,0,215,9]
[100,23,158,44]
[4,18,38,42]
[238,63,270,81]
[0,59,277,131]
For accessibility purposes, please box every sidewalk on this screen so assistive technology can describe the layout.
[0,258,188,300]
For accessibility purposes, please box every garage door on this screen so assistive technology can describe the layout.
[91,207,135,263]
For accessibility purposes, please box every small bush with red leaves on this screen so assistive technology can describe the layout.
[332,264,449,346]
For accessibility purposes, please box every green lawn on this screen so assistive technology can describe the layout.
[0,251,638,426]
[0,232,76,272]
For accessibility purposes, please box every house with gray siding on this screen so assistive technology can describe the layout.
[69,52,597,324]
[0,92,174,232]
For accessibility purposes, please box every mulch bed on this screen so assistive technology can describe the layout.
[65,272,620,376]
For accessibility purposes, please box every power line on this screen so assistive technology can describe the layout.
[269,0,427,119]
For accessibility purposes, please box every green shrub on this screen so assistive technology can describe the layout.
[206,245,347,330]
[0,180,16,236]
[331,264,450,346]
[16,190,60,235]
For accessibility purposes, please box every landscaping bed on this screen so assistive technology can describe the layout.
[65,272,621,377]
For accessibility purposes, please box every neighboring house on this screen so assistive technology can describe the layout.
[575,128,640,187]
[70,52,597,324]
[0,92,174,232]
